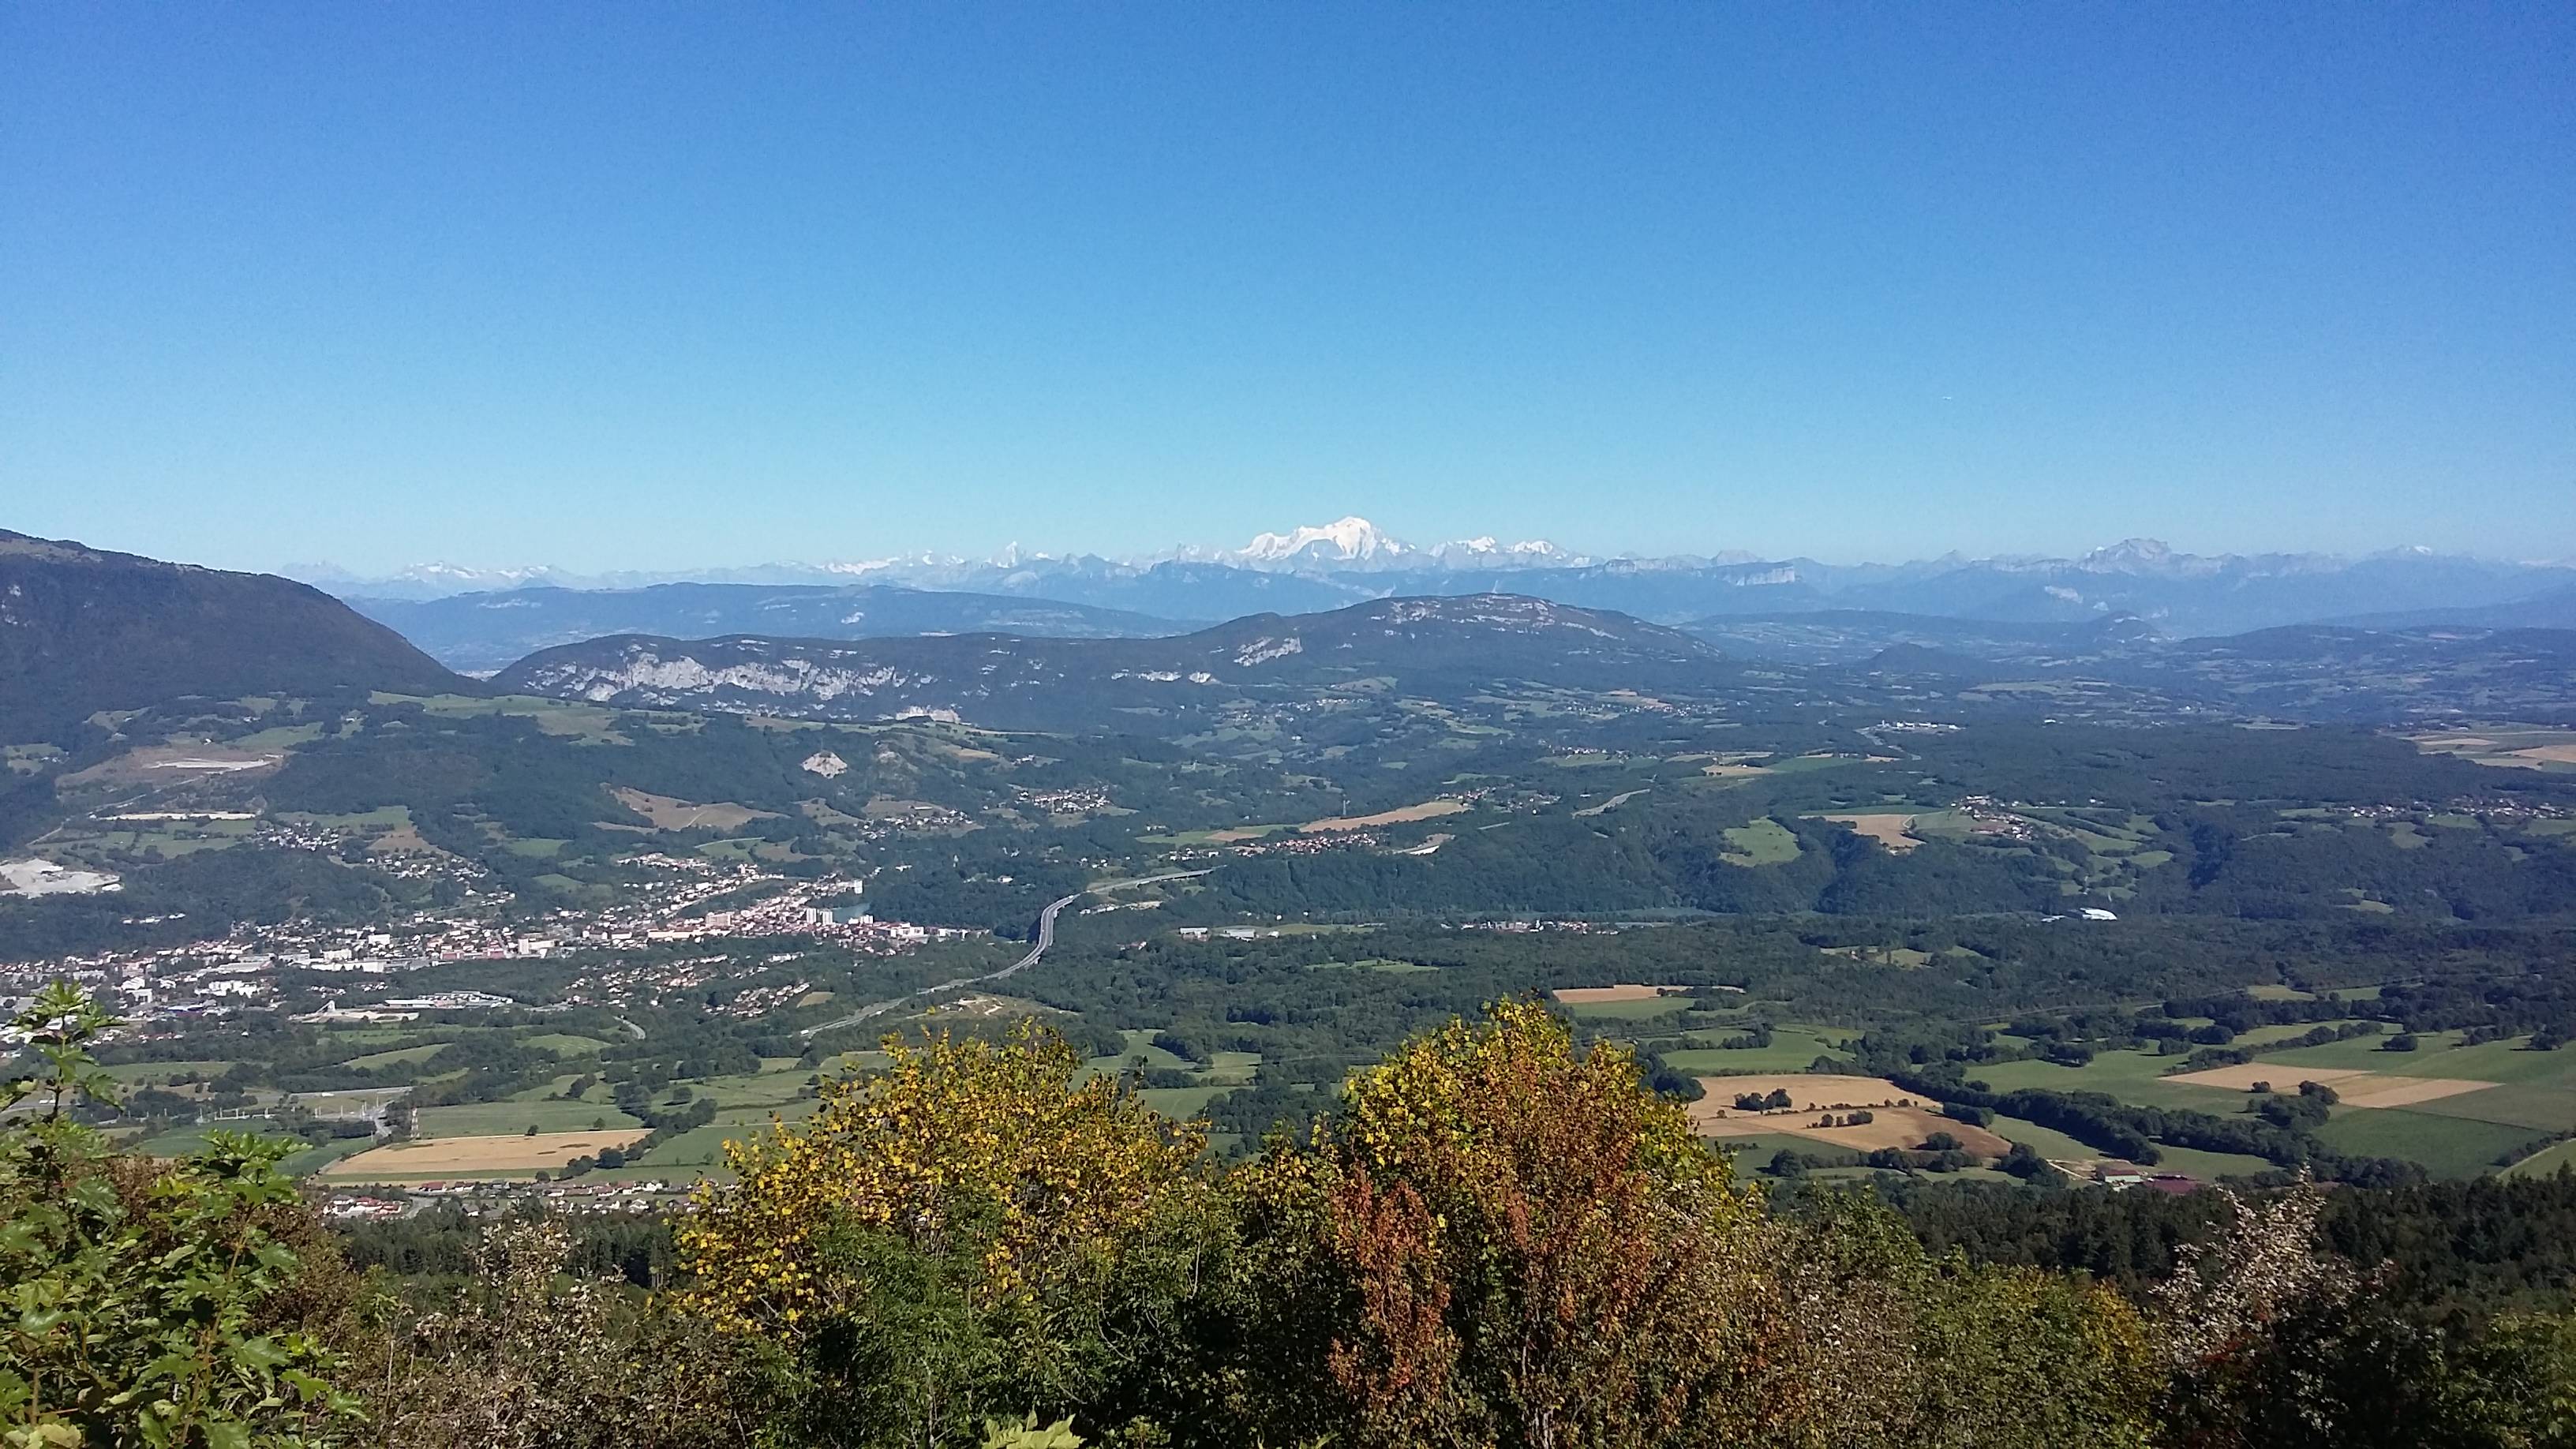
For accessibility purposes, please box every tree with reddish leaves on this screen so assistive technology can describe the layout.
[1236,998,1768,1448]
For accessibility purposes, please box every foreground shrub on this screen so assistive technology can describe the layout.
[365,1217,751,1448]
[1758,1190,2156,1448]
[678,1021,1220,1446]
[21,975,2576,1448]
[2,983,361,1447]
[1232,998,1773,1447]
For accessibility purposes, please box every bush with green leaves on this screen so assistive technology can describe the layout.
[2,982,363,1447]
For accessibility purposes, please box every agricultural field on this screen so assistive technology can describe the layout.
[1687,1076,2009,1158]
[1699,1104,2008,1158]
[1966,1052,2251,1115]
[610,788,781,832]
[1658,1027,1857,1075]
[1296,799,1470,833]
[342,1043,447,1070]
[1719,818,1801,866]
[415,1100,644,1137]
[2312,1111,2542,1180]
[323,1129,649,1181]
[2409,728,2576,772]
[1686,1074,1932,1114]
[2504,1139,2576,1180]
[1552,984,1694,1019]
[1807,813,1922,852]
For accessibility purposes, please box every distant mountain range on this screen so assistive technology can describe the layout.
[486,588,2576,732]
[13,529,2576,747]
[490,594,1720,732]
[303,519,2576,642]
[1215,515,1587,571]
[294,515,1593,599]
[1676,606,2576,723]
[354,584,1196,674]
[0,530,465,737]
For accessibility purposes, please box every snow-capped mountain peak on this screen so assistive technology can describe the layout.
[1429,536,1582,567]
[1231,517,1416,568]
[2081,538,2177,569]
[2074,538,2230,578]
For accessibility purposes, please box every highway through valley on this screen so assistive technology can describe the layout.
[798,869,1210,1039]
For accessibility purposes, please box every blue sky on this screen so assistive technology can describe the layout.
[4,5,2570,573]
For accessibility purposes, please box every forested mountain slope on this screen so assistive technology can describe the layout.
[0,529,466,736]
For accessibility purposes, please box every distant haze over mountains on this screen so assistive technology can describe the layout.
[294,516,1600,598]
[309,517,2576,657]
[358,585,1197,675]
[14,526,2576,740]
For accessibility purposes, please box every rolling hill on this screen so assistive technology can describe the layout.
[491,594,1724,732]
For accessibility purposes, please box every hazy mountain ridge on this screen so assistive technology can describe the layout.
[353,582,1196,673]
[307,520,2576,640]
[2322,580,2576,632]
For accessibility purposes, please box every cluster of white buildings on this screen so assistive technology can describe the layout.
[6,859,987,1033]
[405,1177,689,1215]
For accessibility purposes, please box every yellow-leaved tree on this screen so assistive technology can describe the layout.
[677,1020,1220,1447]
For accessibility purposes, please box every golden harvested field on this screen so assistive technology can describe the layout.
[612,788,780,832]
[1690,1069,2005,1157]
[1298,799,1470,833]
[320,1130,646,1179]
[2165,1061,2496,1109]
[1553,984,1681,1005]
[1810,813,1922,852]
[1801,1107,2009,1155]
[2409,732,2576,769]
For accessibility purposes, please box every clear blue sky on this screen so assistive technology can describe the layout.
[5,5,2570,573]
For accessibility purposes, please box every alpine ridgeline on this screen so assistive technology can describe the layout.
[312,521,2576,641]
